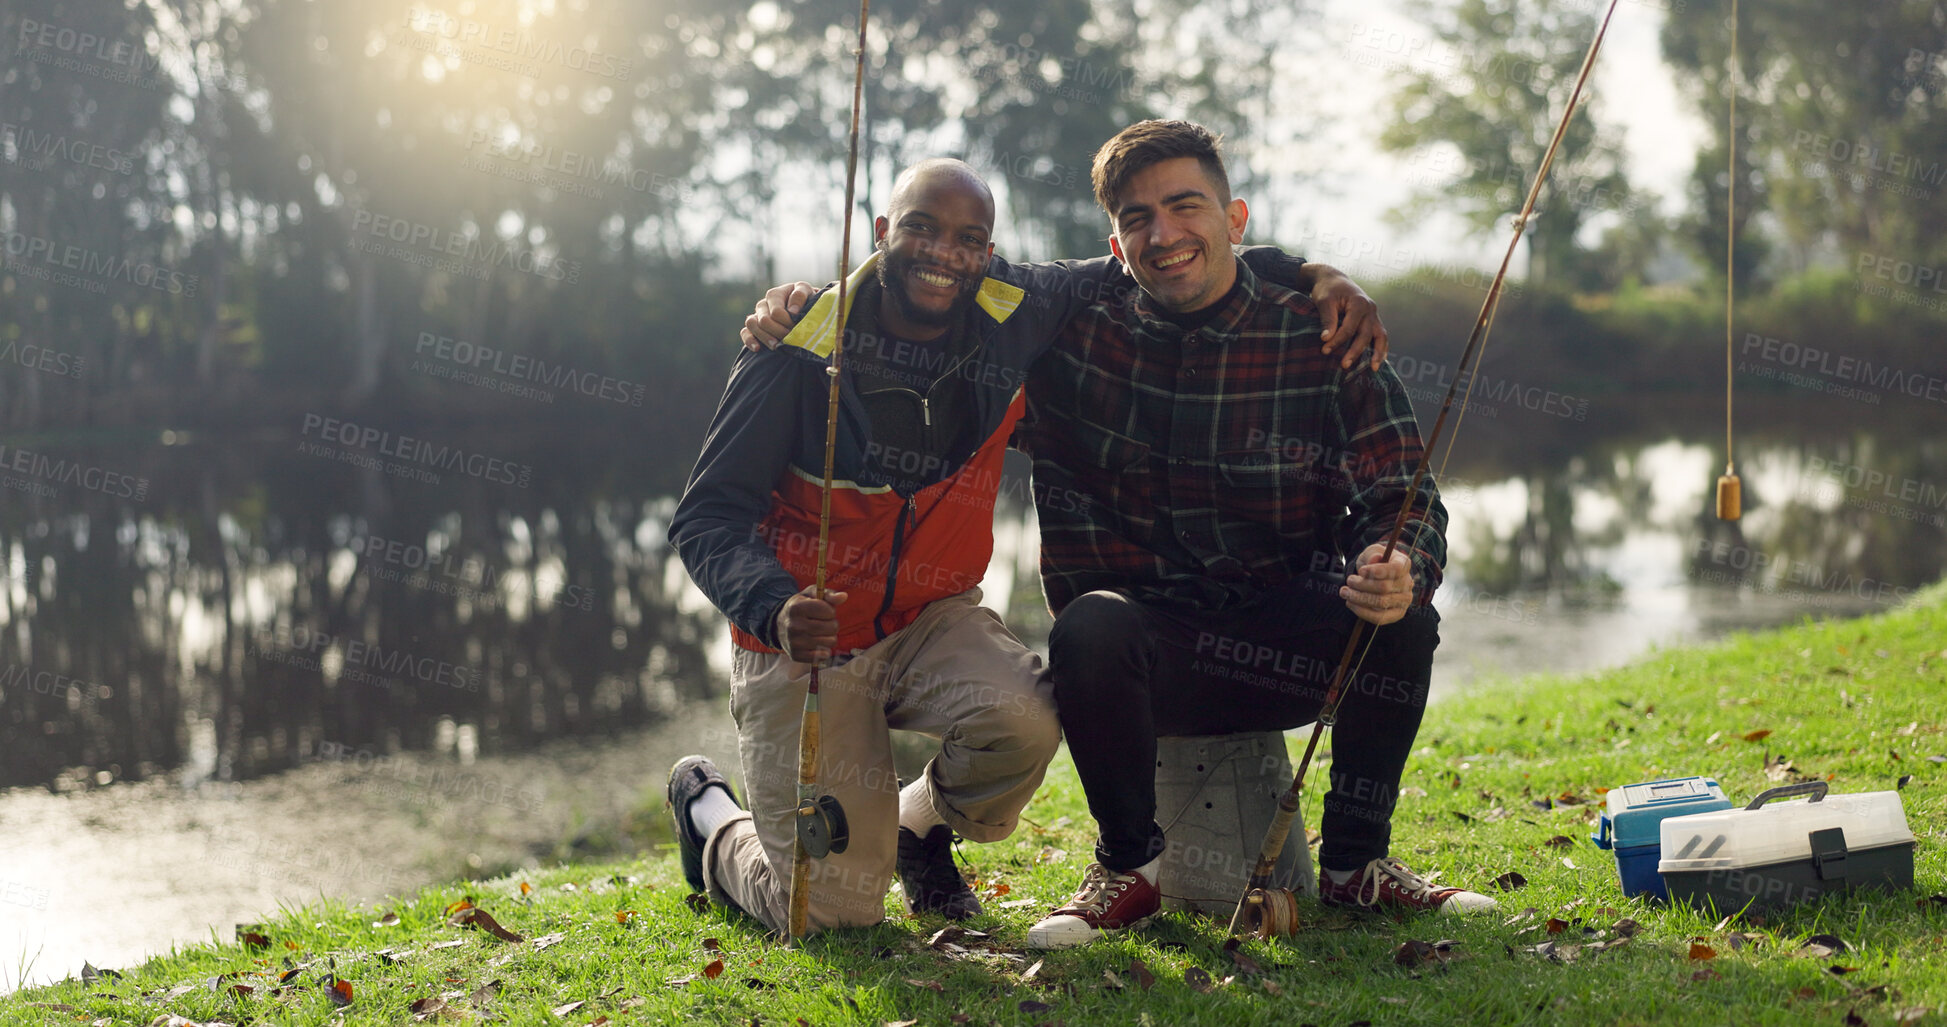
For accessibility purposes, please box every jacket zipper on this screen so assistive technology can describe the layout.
[874,494,919,639]
[863,345,978,639]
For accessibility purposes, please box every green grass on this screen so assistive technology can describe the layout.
[10,590,1946,1026]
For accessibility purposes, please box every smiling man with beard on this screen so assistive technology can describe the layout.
[666,158,1380,937]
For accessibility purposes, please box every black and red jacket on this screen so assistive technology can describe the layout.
[669,249,1305,654]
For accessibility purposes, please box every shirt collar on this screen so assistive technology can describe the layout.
[1130,256,1261,344]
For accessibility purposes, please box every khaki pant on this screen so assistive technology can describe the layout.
[701,589,1060,935]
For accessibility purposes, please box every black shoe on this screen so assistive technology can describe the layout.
[896,825,982,920]
[667,755,739,892]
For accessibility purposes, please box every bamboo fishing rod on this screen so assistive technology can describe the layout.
[786,0,873,947]
[1229,0,1628,938]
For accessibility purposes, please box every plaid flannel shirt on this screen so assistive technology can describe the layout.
[1019,258,1447,614]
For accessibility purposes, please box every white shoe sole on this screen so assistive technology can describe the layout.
[1439,892,1499,913]
[1025,912,1153,950]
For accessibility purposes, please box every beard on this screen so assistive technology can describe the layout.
[878,249,978,329]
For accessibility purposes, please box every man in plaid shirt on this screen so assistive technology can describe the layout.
[1022,120,1497,950]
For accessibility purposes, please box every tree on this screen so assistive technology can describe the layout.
[1663,0,1947,276]
[1379,0,1636,288]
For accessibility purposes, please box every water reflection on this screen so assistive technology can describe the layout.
[0,426,724,790]
[1,401,1941,791]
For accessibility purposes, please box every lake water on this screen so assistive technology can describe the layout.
[2,394,1941,987]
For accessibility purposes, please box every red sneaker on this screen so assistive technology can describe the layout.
[1026,862,1161,949]
[1318,857,1498,914]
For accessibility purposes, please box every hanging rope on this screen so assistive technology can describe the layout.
[1717,0,1743,520]
[788,0,872,946]
[1228,0,1628,936]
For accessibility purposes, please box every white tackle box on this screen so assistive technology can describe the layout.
[1657,782,1915,911]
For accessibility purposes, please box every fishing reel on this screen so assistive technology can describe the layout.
[795,793,850,859]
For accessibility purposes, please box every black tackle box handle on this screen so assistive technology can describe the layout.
[1744,781,1829,810]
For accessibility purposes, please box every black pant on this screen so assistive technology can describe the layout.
[1046,572,1438,874]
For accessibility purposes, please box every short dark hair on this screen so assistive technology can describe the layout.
[1091,120,1231,217]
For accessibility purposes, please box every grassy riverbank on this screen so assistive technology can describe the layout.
[11,591,1946,1026]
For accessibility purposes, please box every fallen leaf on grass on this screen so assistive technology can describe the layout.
[983,882,1011,899]
[684,893,711,914]
[703,959,725,980]
[903,979,944,993]
[327,976,355,1006]
[1743,729,1773,742]
[1898,775,1913,790]
[1725,932,1765,952]
[1797,934,1850,959]
[887,1020,920,1027]
[1018,1000,1053,1013]
[1892,1007,1933,1025]
[1827,965,1862,976]
[470,979,502,1008]
[1100,969,1124,991]
[1128,959,1155,991]
[532,931,568,950]
[1921,895,1947,909]
[238,930,271,949]
[1690,967,1721,982]
[949,1016,971,1025]
[615,910,638,925]
[1528,941,1578,963]
[450,906,524,943]
[445,896,476,915]
[375,913,401,927]
[1394,940,1438,967]
[551,1000,585,1017]
[1222,937,1263,975]
[1184,967,1215,993]
[1611,918,1641,938]
[429,939,468,951]
[520,882,533,897]
[1688,942,1717,960]
[1492,872,1528,892]
[1845,1009,1868,1027]
[409,996,447,1019]
[1544,835,1574,849]
[1546,919,1571,936]
[997,898,1038,909]
[1764,753,1803,783]
[1022,959,1043,982]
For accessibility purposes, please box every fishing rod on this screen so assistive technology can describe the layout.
[1229,0,1628,938]
[786,0,872,947]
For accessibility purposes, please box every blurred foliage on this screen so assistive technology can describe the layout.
[2,0,1942,432]
[0,0,1292,430]
[1662,0,1947,280]
[1378,0,1637,289]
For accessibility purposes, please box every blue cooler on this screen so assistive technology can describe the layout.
[1591,777,1732,899]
